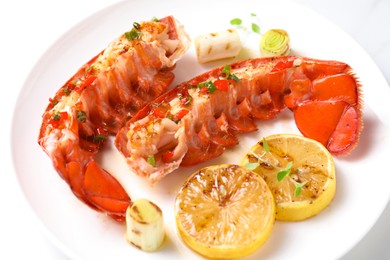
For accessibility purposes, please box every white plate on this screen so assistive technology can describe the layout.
[11,0,390,259]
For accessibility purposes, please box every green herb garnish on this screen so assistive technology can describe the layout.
[147,155,156,167]
[198,81,216,93]
[133,22,141,29]
[292,180,307,196]
[276,161,293,182]
[94,134,107,143]
[251,23,260,34]
[125,28,142,41]
[52,112,61,121]
[228,74,240,82]
[76,110,87,123]
[63,87,71,96]
[230,18,242,25]
[222,65,240,82]
[222,65,231,77]
[230,13,261,40]
[183,96,192,105]
[244,139,302,197]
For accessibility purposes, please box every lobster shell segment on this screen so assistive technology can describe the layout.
[116,56,362,183]
[38,16,190,220]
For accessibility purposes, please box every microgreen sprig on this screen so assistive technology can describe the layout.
[250,13,261,34]
[244,137,305,197]
[230,18,242,26]
[229,13,261,46]
[76,110,87,123]
[276,161,293,182]
[291,179,308,196]
[230,13,261,39]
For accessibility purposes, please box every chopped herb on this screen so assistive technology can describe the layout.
[133,22,141,29]
[277,161,293,182]
[198,81,216,93]
[251,13,257,17]
[92,126,107,143]
[63,87,71,96]
[184,96,192,105]
[147,155,156,167]
[151,17,159,22]
[125,28,142,41]
[222,65,231,77]
[178,93,192,106]
[227,73,240,82]
[167,114,180,124]
[222,65,239,82]
[49,111,68,128]
[77,110,87,123]
[52,112,61,121]
[230,18,242,25]
[94,134,107,143]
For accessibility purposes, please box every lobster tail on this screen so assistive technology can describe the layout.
[116,57,363,183]
[38,16,190,220]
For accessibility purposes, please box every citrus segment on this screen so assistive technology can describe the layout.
[175,164,275,259]
[241,134,336,221]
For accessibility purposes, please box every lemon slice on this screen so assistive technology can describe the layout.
[175,164,275,259]
[241,134,336,221]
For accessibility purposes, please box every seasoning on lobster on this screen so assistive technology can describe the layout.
[38,16,190,221]
[115,56,363,183]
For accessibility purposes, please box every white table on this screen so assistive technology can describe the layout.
[1,0,389,259]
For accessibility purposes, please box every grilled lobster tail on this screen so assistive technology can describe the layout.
[38,16,190,221]
[116,56,362,183]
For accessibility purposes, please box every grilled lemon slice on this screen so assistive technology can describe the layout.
[242,134,336,221]
[175,164,275,259]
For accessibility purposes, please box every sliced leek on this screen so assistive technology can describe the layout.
[125,199,165,251]
[260,29,290,57]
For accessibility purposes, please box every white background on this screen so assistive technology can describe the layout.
[1,0,389,259]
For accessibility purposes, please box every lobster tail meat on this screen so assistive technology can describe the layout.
[116,56,362,183]
[38,16,190,220]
